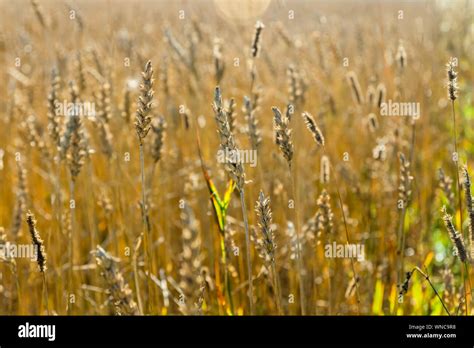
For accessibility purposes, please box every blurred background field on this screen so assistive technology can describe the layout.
[0,0,472,315]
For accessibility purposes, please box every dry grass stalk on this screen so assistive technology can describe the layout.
[64,83,87,314]
[244,96,261,151]
[396,40,407,70]
[347,71,364,105]
[59,81,82,160]
[75,52,87,93]
[24,114,51,160]
[95,246,139,315]
[320,155,330,184]
[213,86,253,314]
[151,115,166,164]
[441,206,468,263]
[26,211,47,273]
[67,83,87,181]
[121,86,132,123]
[135,61,154,144]
[316,190,334,236]
[274,106,307,314]
[250,21,264,59]
[366,84,376,107]
[438,168,455,208]
[213,87,245,189]
[302,112,325,147]
[287,64,301,106]
[447,58,458,102]
[95,119,114,158]
[399,267,450,315]
[213,38,225,85]
[135,60,155,313]
[26,211,49,314]
[367,113,378,133]
[462,166,474,259]
[255,190,282,314]
[272,106,293,166]
[132,234,144,315]
[93,80,114,158]
[398,153,413,207]
[30,0,47,29]
[446,58,463,236]
[249,21,264,89]
[47,67,61,150]
[225,98,236,133]
[255,191,276,264]
[376,83,386,109]
[396,152,413,297]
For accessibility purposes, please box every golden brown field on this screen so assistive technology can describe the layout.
[0,0,473,316]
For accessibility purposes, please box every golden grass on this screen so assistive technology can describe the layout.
[0,0,473,316]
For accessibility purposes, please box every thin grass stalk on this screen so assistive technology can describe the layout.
[67,179,75,315]
[194,118,235,315]
[410,267,451,315]
[45,158,62,312]
[220,233,234,315]
[397,205,407,275]
[271,261,283,315]
[132,234,144,315]
[255,190,283,314]
[442,205,469,315]
[396,206,407,314]
[86,161,100,254]
[447,59,464,236]
[213,86,253,314]
[27,211,49,315]
[324,149,361,314]
[395,153,413,314]
[139,142,153,313]
[451,101,464,234]
[135,60,155,313]
[288,164,307,315]
[448,60,468,314]
[238,188,254,315]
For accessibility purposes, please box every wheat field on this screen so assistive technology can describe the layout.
[0,0,473,316]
